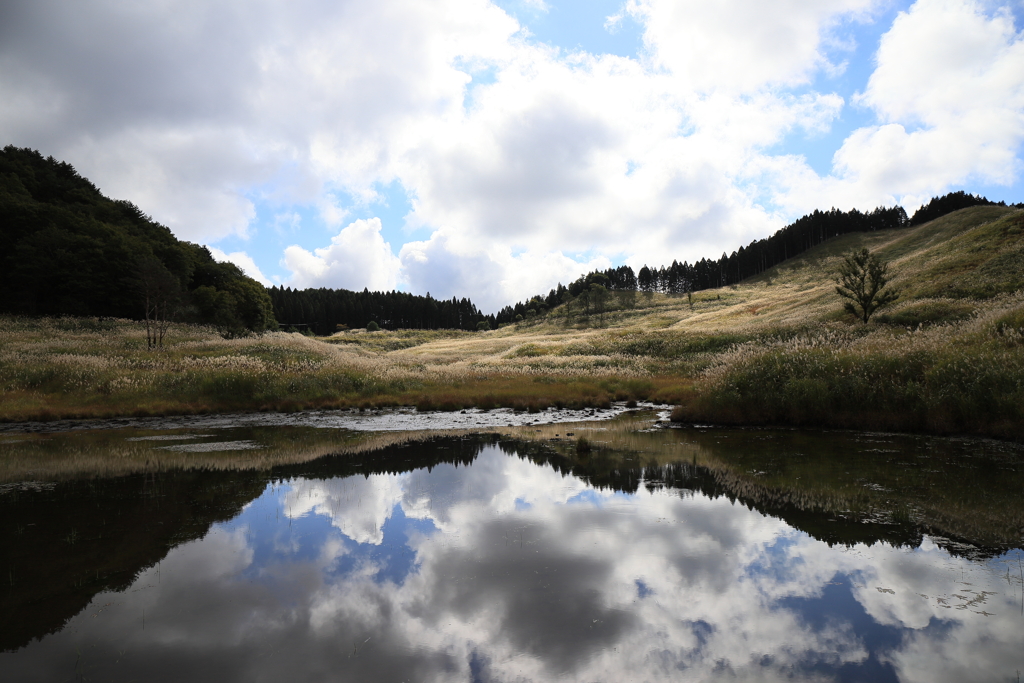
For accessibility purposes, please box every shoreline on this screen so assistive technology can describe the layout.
[0,402,675,435]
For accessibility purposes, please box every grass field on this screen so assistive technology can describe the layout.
[2,205,1022,438]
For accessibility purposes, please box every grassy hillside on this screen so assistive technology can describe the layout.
[2,206,1022,437]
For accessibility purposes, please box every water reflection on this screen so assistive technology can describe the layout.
[2,435,1023,682]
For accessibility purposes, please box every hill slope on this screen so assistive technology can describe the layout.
[0,146,275,333]
[365,205,1021,353]
[338,205,1024,437]
[2,205,1022,438]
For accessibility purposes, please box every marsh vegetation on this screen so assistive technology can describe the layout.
[1,206,1022,439]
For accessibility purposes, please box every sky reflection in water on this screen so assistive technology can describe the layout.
[5,443,1024,683]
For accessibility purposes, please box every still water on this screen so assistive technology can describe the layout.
[1,418,1023,682]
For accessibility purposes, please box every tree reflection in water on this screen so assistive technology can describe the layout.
[2,427,1023,682]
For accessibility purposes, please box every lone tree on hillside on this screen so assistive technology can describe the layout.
[835,248,899,323]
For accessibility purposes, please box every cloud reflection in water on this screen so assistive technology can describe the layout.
[5,444,1023,682]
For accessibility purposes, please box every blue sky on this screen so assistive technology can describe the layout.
[2,0,1022,310]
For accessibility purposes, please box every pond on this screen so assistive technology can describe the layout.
[1,412,1023,682]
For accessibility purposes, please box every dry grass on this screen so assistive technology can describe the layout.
[0,316,685,421]
[1,206,1021,437]
[671,291,1024,438]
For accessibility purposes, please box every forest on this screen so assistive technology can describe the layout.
[0,146,276,336]
[1,145,1010,333]
[268,287,493,335]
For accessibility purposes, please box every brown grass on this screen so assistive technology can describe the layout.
[1,206,1021,437]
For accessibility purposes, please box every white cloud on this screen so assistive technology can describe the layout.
[625,0,879,92]
[2,0,1021,310]
[399,232,506,304]
[284,475,405,545]
[604,13,624,32]
[61,129,265,242]
[396,48,844,291]
[836,0,1024,193]
[399,231,612,310]
[208,247,273,286]
[283,217,402,291]
[763,0,1024,216]
[0,0,519,241]
[272,211,303,236]
[521,0,551,11]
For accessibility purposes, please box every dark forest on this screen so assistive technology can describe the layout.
[0,146,276,336]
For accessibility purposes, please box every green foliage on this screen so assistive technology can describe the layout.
[0,146,275,334]
[909,190,999,226]
[136,254,181,348]
[366,321,380,332]
[873,300,975,327]
[509,343,549,358]
[476,320,491,331]
[834,248,899,323]
[192,286,242,337]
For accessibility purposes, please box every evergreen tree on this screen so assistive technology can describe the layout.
[834,249,900,323]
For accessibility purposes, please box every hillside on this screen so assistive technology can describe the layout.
[357,205,1022,357]
[0,146,275,334]
[1,205,1022,438]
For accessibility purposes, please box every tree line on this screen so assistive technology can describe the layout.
[268,287,493,334]
[493,194,1009,325]
[0,146,276,340]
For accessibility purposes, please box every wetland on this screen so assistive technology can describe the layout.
[2,411,1023,682]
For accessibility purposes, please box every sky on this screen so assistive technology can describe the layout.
[1,0,1023,312]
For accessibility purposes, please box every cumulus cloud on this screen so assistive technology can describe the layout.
[396,48,844,294]
[0,0,518,241]
[626,0,879,92]
[285,475,405,545]
[764,0,1024,215]
[838,0,1024,193]
[399,231,612,309]
[208,247,273,286]
[283,217,402,291]
[2,0,1021,308]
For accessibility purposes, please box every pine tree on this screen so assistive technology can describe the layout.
[834,249,899,323]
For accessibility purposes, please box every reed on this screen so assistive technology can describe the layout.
[1,206,1021,438]
[0,315,689,421]
[671,291,1024,439]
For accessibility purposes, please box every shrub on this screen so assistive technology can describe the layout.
[875,299,975,327]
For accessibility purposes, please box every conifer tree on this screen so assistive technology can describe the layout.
[834,248,899,323]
